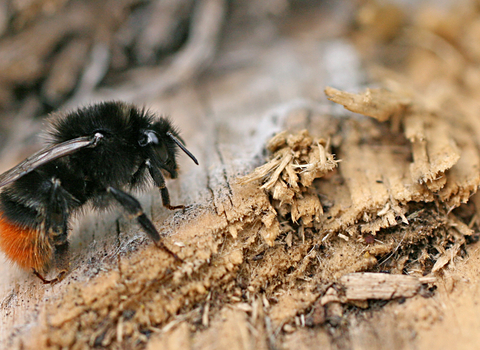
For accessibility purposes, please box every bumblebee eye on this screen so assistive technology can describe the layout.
[139,131,159,147]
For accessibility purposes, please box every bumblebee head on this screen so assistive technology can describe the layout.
[139,119,198,179]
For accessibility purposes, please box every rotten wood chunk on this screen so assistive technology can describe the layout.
[322,273,436,304]
[325,86,480,207]
[239,129,338,227]
[325,87,412,122]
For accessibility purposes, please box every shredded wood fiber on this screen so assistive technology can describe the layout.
[239,130,339,228]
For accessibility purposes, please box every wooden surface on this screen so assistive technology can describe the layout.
[2,1,480,349]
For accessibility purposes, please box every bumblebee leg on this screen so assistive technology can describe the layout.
[130,160,148,187]
[53,241,70,280]
[32,268,67,284]
[107,187,181,261]
[38,178,74,284]
[147,161,184,210]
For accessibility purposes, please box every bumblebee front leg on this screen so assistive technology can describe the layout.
[107,187,181,261]
[147,160,184,210]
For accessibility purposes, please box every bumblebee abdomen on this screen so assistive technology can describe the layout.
[0,214,52,271]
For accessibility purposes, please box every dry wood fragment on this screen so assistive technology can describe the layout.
[239,129,338,227]
[339,273,435,302]
[325,86,480,207]
[325,86,412,122]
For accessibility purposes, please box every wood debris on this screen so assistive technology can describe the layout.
[321,273,436,304]
[239,129,338,227]
[324,87,411,122]
[325,86,480,207]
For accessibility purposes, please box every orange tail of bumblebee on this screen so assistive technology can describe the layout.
[0,213,52,271]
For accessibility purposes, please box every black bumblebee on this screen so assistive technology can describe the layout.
[0,101,198,283]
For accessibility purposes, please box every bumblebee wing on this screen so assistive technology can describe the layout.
[0,133,103,188]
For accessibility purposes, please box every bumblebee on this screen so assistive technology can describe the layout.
[0,101,198,283]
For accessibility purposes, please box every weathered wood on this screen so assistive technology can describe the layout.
[2,1,480,350]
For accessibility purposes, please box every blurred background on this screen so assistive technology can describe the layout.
[0,0,468,165]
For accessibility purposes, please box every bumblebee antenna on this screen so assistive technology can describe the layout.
[166,131,199,165]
